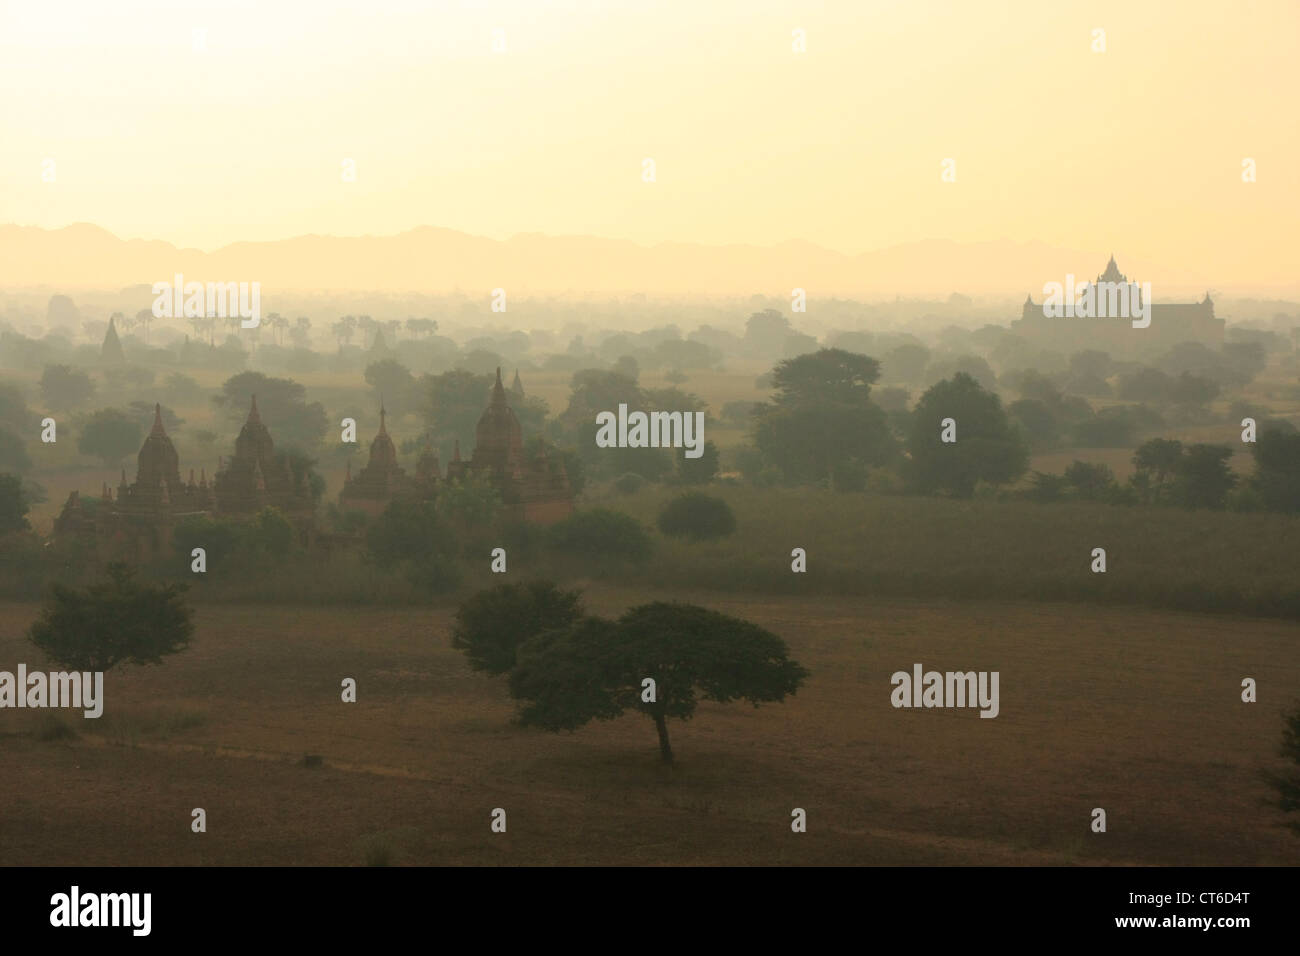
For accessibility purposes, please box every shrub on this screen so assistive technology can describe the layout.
[657,493,737,540]
[451,580,584,675]
[547,509,653,564]
[613,472,646,495]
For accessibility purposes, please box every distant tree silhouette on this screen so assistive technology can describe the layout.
[0,474,30,534]
[29,562,194,672]
[77,408,142,467]
[39,364,95,410]
[905,373,1028,497]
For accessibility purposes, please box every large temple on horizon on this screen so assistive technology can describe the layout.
[1012,255,1225,353]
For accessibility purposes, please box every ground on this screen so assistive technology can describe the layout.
[2,590,1295,866]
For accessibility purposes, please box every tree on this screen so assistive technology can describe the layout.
[451,580,584,675]
[547,509,653,564]
[881,344,931,383]
[1169,371,1220,405]
[743,309,793,358]
[421,368,495,459]
[675,439,720,484]
[128,401,183,435]
[508,602,809,765]
[1268,703,1300,835]
[1171,444,1237,510]
[1063,460,1118,501]
[77,408,143,466]
[658,492,736,540]
[405,317,438,339]
[1117,367,1172,402]
[29,562,194,672]
[364,359,417,413]
[0,473,30,534]
[39,364,95,410]
[753,348,896,487]
[0,428,32,474]
[1251,427,1300,513]
[366,498,461,592]
[905,373,1028,497]
[290,316,313,349]
[1132,438,1184,503]
[215,371,328,450]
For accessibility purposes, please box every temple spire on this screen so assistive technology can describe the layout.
[379,396,387,435]
[491,367,507,406]
[151,402,166,436]
[247,394,261,425]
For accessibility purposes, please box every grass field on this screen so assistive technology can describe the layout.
[1,591,1296,866]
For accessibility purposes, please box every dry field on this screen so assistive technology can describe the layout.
[2,589,1296,866]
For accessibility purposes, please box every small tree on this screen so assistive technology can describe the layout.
[547,509,653,565]
[675,440,720,484]
[509,602,808,765]
[657,492,736,540]
[366,498,461,592]
[39,364,96,410]
[451,580,584,675]
[905,373,1028,497]
[0,473,31,534]
[1268,704,1300,835]
[1171,444,1237,510]
[29,562,194,672]
[77,408,143,467]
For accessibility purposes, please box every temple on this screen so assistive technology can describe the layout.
[54,404,215,560]
[54,397,316,559]
[342,367,573,524]
[444,368,573,524]
[338,404,438,516]
[1014,255,1224,353]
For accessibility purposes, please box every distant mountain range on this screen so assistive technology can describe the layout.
[0,223,1277,298]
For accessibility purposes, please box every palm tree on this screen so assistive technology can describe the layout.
[291,316,312,348]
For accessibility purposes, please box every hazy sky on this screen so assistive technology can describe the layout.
[3,0,1296,281]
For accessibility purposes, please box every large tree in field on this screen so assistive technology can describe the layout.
[29,562,194,672]
[905,372,1028,497]
[451,580,585,675]
[508,601,809,765]
[753,348,895,488]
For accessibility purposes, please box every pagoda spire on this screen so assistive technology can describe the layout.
[491,367,507,406]
[247,394,261,425]
[150,402,166,437]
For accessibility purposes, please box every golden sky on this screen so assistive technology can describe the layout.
[3,0,1297,283]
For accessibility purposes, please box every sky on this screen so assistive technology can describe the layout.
[2,0,1297,284]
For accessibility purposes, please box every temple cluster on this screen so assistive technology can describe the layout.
[54,367,572,561]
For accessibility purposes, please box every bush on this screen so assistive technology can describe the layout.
[613,472,646,495]
[547,509,653,564]
[657,493,737,540]
[451,580,584,675]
